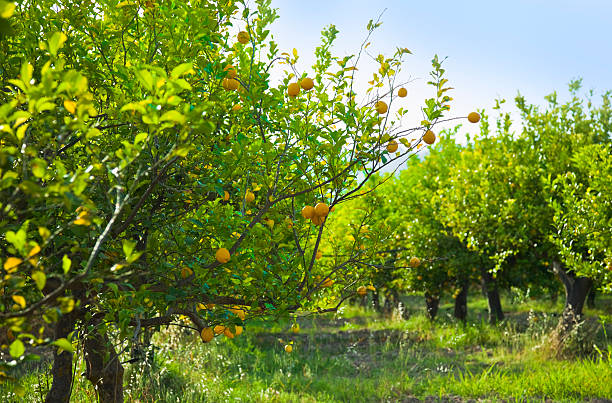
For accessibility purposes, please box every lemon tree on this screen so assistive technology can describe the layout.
[0,0,457,400]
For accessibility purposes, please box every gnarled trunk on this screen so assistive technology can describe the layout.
[481,268,504,324]
[454,281,468,322]
[552,261,593,335]
[45,311,78,403]
[83,321,124,403]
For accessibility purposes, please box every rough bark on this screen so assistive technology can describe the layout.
[481,268,504,324]
[587,288,596,309]
[552,260,593,334]
[454,281,468,322]
[83,322,124,403]
[424,292,440,320]
[45,311,77,403]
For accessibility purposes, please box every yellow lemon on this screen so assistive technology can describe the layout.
[237,31,250,44]
[300,77,314,90]
[287,82,300,97]
[200,327,214,343]
[423,130,435,145]
[301,205,314,219]
[215,248,230,264]
[375,101,388,115]
[314,202,329,217]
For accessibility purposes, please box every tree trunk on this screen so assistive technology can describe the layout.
[587,288,596,309]
[454,281,468,322]
[552,261,593,335]
[372,290,381,313]
[424,292,439,320]
[481,268,504,324]
[83,322,124,403]
[45,311,77,403]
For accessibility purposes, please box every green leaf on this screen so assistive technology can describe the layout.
[0,1,16,19]
[9,339,25,358]
[5,229,26,250]
[62,255,71,274]
[160,110,186,125]
[31,271,46,290]
[135,69,154,91]
[171,62,194,78]
[48,32,68,57]
[20,62,33,85]
[51,338,75,354]
[31,158,47,178]
[122,239,137,259]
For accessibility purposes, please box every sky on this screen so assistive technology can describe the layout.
[263,0,612,146]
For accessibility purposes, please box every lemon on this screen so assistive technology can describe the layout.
[375,101,388,115]
[314,202,329,217]
[215,248,230,264]
[237,31,249,44]
[287,82,300,97]
[300,77,314,90]
[423,130,435,145]
[200,327,214,343]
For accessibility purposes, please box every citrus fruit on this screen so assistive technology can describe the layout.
[223,191,230,201]
[398,87,407,97]
[180,267,193,279]
[224,65,237,79]
[284,344,293,353]
[224,328,235,339]
[200,327,214,343]
[314,202,329,217]
[288,82,300,97]
[311,215,325,226]
[386,140,398,153]
[357,286,367,296]
[301,205,314,219]
[234,325,243,336]
[315,250,323,260]
[322,277,334,287]
[375,101,388,115]
[423,130,435,145]
[245,190,255,203]
[213,325,225,335]
[237,31,249,44]
[301,77,314,90]
[409,257,421,268]
[222,78,239,91]
[291,323,300,333]
[215,248,230,264]
[468,112,481,123]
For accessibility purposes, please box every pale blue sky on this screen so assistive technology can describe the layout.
[264,0,612,143]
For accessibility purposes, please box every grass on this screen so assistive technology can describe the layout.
[1,294,612,402]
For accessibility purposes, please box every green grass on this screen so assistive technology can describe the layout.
[2,294,612,402]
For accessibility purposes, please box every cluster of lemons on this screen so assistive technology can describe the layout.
[300,202,330,226]
[287,77,315,97]
[199,306,247,343]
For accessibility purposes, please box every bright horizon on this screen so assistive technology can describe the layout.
[261,0,612,151]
